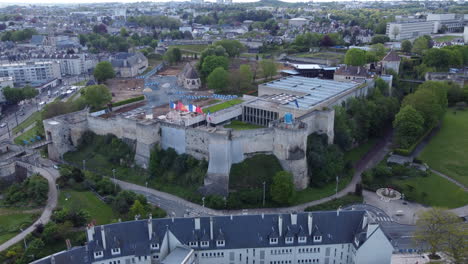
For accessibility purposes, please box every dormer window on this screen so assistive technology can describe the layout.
[298,236,307,243]
[94,251,103,259]
[285,237,294,244]
[151,243,159,250]
[200,241,209,248]
[354,237,359,246]
[111,248,120,255]
[189,241,198,247]
[269,238,278,245]
[313,236,322,242]
[216,240,225,247]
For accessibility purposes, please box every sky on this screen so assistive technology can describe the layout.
[0,0,358,5]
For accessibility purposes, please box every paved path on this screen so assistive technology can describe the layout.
[430,169,467,191]
[0,164,59,252]
[115,130,395,217]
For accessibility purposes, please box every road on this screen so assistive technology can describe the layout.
[0,162,59,252]
[0,75,89,141]
[114,129,395,217]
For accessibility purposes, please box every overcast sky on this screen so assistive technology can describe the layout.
[0,0,359,5]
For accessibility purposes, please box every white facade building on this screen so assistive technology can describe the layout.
[289,18,309,28]
[0,61,61,87]
[386,21,435,40]
[32,211,393,264]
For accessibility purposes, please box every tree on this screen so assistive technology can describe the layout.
[390,26,400,40]
[401,40,412,53]
[201,55,229,80]
[375,78,389,95]
[239,64,253,90]
[371,35,390,44]
[370,43,386,59]
[83,84,112,109]
[447,83,463,106]
[207,67,229,92]
[93,61,115,83]
[259,59,277,80]
[393,105,425,148]
[412,36,430,55]
[120,27,128,37]
[129,199,147,219]
[414,208,463,259]
[320,34,335,47]
[270,171,295,205]
[2,86,38,104]
[215,40,245,57]
[344,48,367,66]
[164,47,182,64]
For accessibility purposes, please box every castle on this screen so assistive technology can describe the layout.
[44,76,374,195]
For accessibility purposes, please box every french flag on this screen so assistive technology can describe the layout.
[188,104,196,112]
[170,102,176,109]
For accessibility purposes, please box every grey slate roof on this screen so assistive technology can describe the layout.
[32,211,369,264]
[110,52,146,68]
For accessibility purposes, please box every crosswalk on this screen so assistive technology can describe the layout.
[374,216,393,222]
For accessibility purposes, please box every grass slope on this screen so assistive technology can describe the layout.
[344,139,377,165]
[58,189,116,225]
[419,110,468,186]
[224,120,263,130]
[0,211,37,244]
[12,111,41,134]
[391,172,468,208]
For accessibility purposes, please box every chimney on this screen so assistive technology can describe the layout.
[362,214,368,229]
[210,217,214,241]
[101,227,107,249]
[51,256,56,264]
[230,215,233,221]
[148,218,153,240]
[357,66,361,75]
[337,206,342,216]
[195,218,201,230]
[278,215,283,237]
[291,213,297,225]
[262,213,264,219]
[308,213,313,236]
[86,224,95,242]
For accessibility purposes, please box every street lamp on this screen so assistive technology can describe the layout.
[5,121,11,138]
[335,176,339,197]
[202,196,205,207]
[19,228,27,249]
[262,181,266,206]
[112,168,116,191]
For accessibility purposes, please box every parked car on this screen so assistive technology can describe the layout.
[0,122,6,128]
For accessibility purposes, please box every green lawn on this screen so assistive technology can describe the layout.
[292,174,352,205]
[172,44,208,53]
[203,99,243,113]
[295,52,344,61]
[304,194,363,211]
[0,211,38,244]
[64,148,203,203]
[419,110,468,186]
[390,172,468,208]
[344,139,377,165]
[58,189,116,225]
[14,125,43,145]
[224,120,263,130]
[433,35,458,42]
[12,111,42,134]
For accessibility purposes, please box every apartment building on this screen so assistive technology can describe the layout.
[386,21,435,40]
[0,61,61,87]
[32,211,393,264]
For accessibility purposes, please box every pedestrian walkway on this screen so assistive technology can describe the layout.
[0,163,59,252]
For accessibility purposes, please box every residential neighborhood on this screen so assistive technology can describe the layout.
[0,1,467,264]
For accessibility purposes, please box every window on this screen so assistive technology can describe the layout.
[201,241,209,247]
[286,237,294,244]
[94,251,103,259]
[111,248,120,255]
[216,240,225,247]
[189,241,198,247]
[151,243,159,250]
[298,236,307,243]
[313,236,322,242]
[270,238,278,245]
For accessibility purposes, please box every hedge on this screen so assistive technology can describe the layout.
[394,124,437,156]
[94,95,145,112]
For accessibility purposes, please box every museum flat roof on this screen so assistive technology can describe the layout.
[262,76,360,110]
